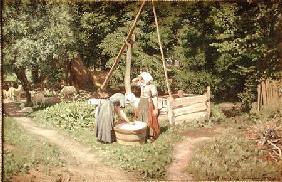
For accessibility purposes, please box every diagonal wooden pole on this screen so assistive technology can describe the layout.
[152,1,174,125]
[152,1,172,98]
[100,1,146,91]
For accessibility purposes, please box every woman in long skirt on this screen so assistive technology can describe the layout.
[94,92,129,143]
[132,72,160,140]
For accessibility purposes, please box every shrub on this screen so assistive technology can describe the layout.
[171,70,220,95]
[31,101,96,130]
[210,103,226,122]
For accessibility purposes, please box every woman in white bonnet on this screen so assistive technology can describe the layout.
[132,72,160,141]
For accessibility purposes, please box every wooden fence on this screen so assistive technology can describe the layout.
[158,86,211,125]
[257,79,282,111]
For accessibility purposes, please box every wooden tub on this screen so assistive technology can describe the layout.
[114,121,147,145]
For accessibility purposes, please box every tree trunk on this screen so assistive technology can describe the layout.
[31,66,46,87]
[125,36,134,94]
[64,60,72,86]
[14,66,33,107]
[31,66,39,83]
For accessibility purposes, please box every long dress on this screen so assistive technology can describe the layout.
[95,100,115,143]
[95,93,126,143]
[136,84,160,140]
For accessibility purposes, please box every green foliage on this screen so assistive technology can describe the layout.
[32,101,207,179]
[31,101,96,130]
[3,1,282,104]
[210,103,226,123]
[3,117,64,181]
[171,69,220,94]
[238,75,258,111]
[187,130,282,180]
[4,73,18,82]
[3,3,77,88]
[99,122,183,179]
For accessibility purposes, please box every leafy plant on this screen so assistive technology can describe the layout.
[210,103,226,123]
[32,101,207,179]
[31,101,96,130]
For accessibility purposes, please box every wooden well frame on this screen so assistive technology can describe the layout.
[158,86,211,125]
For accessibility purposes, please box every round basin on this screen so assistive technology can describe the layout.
[114,121,147,145]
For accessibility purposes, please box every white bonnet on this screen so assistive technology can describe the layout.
[140,72,153,83]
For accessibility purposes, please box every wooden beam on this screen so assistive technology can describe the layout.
[100,1,146,91]
[173,102,207,117]
[175,111,207,124]
[152,1,172,98]
[173,95,207,108]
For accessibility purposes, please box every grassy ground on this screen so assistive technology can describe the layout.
[32,100,282,180]
[3,117,65,181]
[31,101,211,179]
[186,106,282,180]
[33,118,209,180]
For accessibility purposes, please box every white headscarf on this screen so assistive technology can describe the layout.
[140,72,153,84]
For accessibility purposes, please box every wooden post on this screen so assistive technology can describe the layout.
[261,80,267,106]
[274,82,279,102]
[257,84,261,112]
[125,35,134,94]
[206,86,211,120]
[266,79,270,106]
[167,97,175,125]
[100,1,146,91]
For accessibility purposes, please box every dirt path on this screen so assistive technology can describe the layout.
[166,127,222,180]
[12,117,137,181]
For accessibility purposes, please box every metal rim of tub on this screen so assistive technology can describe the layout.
[114,122,147,144]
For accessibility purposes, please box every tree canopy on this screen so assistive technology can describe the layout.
[3,0,282,109]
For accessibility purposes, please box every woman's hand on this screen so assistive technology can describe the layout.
[132,77,139,83]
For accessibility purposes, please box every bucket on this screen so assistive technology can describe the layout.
[114,121,147,145]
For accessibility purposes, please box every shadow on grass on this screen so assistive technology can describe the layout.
[160,125,169,134]
[31,103,56,112]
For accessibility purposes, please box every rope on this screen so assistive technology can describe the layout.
[152,1,172,98]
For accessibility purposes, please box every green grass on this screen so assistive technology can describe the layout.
[187,130,282,180]
[186,108,282,181]
[31,101,211,179]
[3,117,65,181]
[4,73,17,82]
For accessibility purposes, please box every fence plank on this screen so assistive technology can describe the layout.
[174,111,207,124]
[257,79,282,112]
[173,102,207,117]
[206,86,211,120]
[261,80,267,105]
[266,80,270,105]
[167,98,175,125]
[173,95,207,108]
[274,83,279,101]
[257,84,261,112]
[157,98,163,109]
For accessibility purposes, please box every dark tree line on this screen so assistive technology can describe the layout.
[3,0,282,109]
